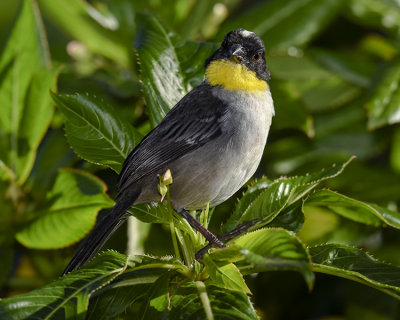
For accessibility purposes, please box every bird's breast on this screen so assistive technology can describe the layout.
[219,88,274,186]
[176,87,274,209]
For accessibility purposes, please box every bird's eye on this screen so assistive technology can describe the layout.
[253,52,261,62]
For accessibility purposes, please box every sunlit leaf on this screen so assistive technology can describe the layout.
[52,93,142,173]
[16,169,114,249]
[39,0,131,66]
[367,56,400,129]
[210,228,314,290]
[134,12,216,127]
[134,12,187,126]
[0,0,57,185]
[204,255,250,294]
[224,158,353,232]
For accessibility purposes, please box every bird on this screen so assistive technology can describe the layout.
[62,28,274,275]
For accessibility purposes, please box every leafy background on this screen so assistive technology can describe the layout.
[1,0,400,319]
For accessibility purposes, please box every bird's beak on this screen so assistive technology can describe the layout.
[229,45,246,64]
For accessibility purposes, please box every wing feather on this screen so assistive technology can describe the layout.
[118,83,228,193]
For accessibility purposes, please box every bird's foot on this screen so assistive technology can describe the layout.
[195,219,261,262]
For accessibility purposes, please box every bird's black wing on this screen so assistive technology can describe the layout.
[118,83,229,194]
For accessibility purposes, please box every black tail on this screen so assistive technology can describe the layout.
[62,191,138,276]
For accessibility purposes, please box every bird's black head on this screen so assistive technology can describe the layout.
[205,29,270,82]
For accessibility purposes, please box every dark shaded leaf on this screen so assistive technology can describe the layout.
[87,271,169,320]
[170,280,259,320]
[311,244,400,300]
[0,251,129,320]
[304,189,400,229]
[345,0,400,39]
[309,48,375,87]
[220,0,343,49]
[267,203,305,232]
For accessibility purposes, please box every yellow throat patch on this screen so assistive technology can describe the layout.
[205,59,268,91]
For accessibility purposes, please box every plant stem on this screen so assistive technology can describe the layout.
[127,216,142,255]
[176,228,193,268]
[195,281,214,320]
[170,219,181,261]
[167,189,181,261]
[203,203,210,228]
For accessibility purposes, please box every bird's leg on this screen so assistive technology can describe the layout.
[195,219,261,261]
[176,208,226,248]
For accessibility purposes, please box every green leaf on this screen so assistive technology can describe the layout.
[224,158,354,232]
[327,160,400,203]
[52,93,142,173]
[134,12,216,127]
[391,126,400,173]
[26,129,76,201]
[267,203,305,232]
[210,228,314,290]
[16,169,114,249]
[367,56,400,129]
[88,255,188,319]
[170,281,259,320]
[204,255,250,294]
[0,0,57,185]
[125,254,189,275]
[0,247,13,288]
[304,189,400,229]
[0,251,129,320]
[134,12,187,127]
[311,244,400,300]
[16,67,59,183]
[129,202,170,224]
[179,0,215,39]
[309,48,375,88]
[268,54,362,112]
[270,80,313,136]
[298,206,340,245]
[175,40,218,89]
[219,0,343,49]
[87,271,170,320]
[0,252,188,319]
[296,77,361,112]
[345,0,400,39]
[39,0,131,67]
